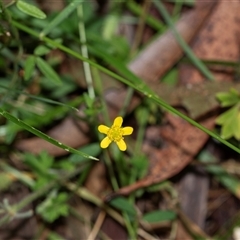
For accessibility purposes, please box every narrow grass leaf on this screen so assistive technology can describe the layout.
[88,44,143,86]
[126,0,165,31]
[16,1,46,19]
[34,45,51,56]
[40,0,84,38]
[24,55,36,80]
[143,210,176,223]
[207,165,240,199]
[2,166,35,187]
[154,1,214,81]
[0,108,98,161]
[36,57,62,85]
[109,197,136,216]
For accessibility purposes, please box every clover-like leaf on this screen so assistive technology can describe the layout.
[216,88,240,107]
[216,104,240,140]
[36,191,69,223]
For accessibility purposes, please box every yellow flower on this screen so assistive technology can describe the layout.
[98,116,133,151]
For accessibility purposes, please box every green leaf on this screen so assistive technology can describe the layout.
[216,105,240,140]
[88,43,142,86]
[109,197,136,216]
[162,68,178,85]
[47,232,65,240]
[83,92,94,108]
[167,0,195,7]
[207,165,240,199]
[0,163,35,188]
[216,88,240,107]
[135,107,149,126]
[34,45,51,56]
[102,14,119,40]
[36,191,69,222]
[34,177,53,190]
[0,173,14,191]
[24,151,54,173]
[69,143,101,164]
[23,152,55,190]
[197,149,218,164]
[24,55,35,80]
[16,1,46,19]
[36,57,62,85]
[131,155,149,179]
[143,210,176,223]
[39,0,84,37]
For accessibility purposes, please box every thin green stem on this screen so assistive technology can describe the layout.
[172,1,183,20]
[130,0,151,55]
[91,66,119,191]
[91,64,110,126]
[119,87,134,117]
[135,112,148,153]
[77,4,95,99]
[126,0,165,32]
[123,212,137,239]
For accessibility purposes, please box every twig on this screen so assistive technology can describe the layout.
[87,210,106,240]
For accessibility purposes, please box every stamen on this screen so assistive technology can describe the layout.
[107,126,123,142]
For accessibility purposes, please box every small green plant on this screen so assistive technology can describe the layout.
[36,190,69,223]
[216,88,240,140]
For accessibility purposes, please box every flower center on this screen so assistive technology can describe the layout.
[107,126,123,142]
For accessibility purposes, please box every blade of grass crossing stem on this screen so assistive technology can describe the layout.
[0,108,98,161]
[88,45,142,85]
[39,0,84,38]
[153,1,215,81]
[11,21,240,155]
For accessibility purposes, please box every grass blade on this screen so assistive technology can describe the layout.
[0,108,98,161]
[36,57,62,85]
[39,0,83,38]
[154,0,215,81]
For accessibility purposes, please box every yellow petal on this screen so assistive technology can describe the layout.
[100,136,112,148]
[116,139,127,151]
[98,125,109,134]
[122,127,133,136]
[113,116,123,127]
